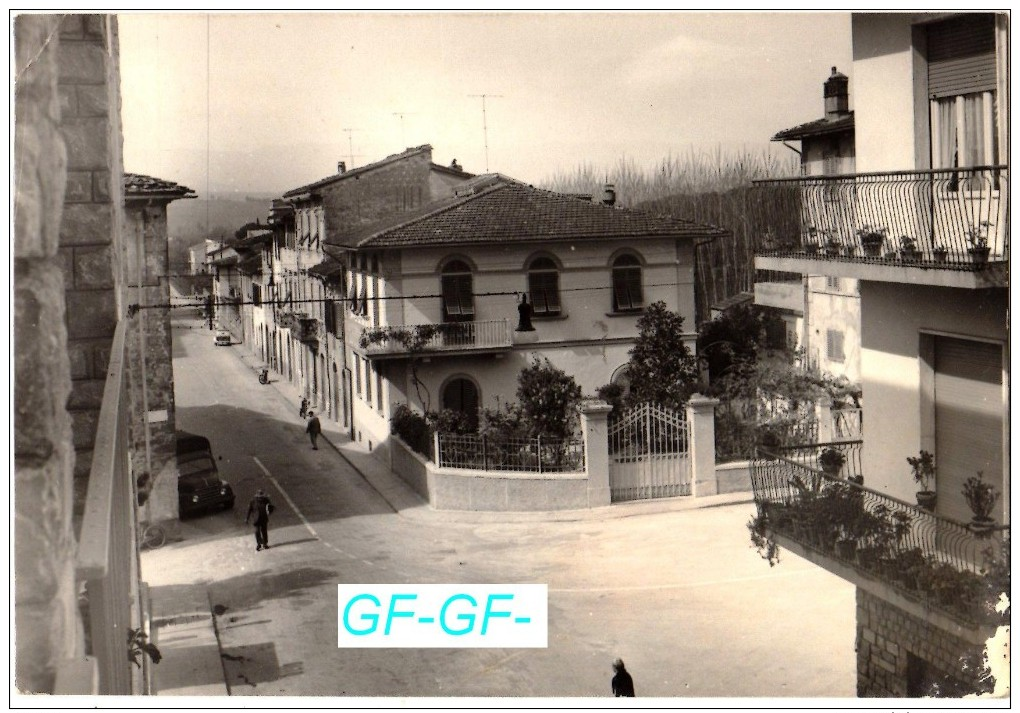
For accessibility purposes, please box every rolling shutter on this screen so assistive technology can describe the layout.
[927,14,996,98]
[933,336,1003,524]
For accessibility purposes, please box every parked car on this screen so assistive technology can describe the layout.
[215,331,231,346]
[176,430,234,518]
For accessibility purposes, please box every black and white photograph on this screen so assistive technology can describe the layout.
[11,9,1010,706]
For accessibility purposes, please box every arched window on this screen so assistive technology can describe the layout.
[611,254,643,312]
[528,256,561,316]
[442,378,479,431]
[441,259,474,323]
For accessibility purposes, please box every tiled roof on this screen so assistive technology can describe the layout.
[282,145,434,198]
[772,113,854,141]
[430,161,475,179]
[324,175,726,250]
[308,257,345,280]
[711,291,754,313]
[123,173,196,199]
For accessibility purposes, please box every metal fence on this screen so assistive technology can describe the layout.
[75,321,143,694]
[436,433,584,473]
[753,165,1009,266]
[751,447,1007,626]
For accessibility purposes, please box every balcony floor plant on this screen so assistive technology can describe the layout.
[963,471,1000,535]
[907,449,937,512]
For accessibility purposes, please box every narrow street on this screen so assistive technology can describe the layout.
[142,306,858,698]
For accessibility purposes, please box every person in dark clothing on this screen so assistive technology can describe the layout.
[306,411,321,450]
[245,489,275,551]
[611,658,635,697]
[299,397,309,418]
[516,293,535,331]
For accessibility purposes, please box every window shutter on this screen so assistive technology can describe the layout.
[458,275,474,316]
[625,267,643,308]
[442,276,462,316]
[927,14,996,98]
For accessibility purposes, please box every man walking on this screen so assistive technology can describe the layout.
[245,488,275,551]
[306,411,321,450]
[611,658,635,697]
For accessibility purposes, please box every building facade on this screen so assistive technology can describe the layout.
[751,11,1008,697]
[324,174,722,458]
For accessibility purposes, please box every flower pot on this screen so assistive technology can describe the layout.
[915,490,937,512]
[969,516,996,537]
[847,474,864,487]
[933,250,948,263]
[821,463,841,476]
[862,242,882,257]
[968,246,991,264]
[900,249,920,262]
[835,539,857,561]
[803,243,819,255]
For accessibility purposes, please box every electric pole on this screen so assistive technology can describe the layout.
[469,93,503,172]
[392,112,416,147]
[341,128,364,169]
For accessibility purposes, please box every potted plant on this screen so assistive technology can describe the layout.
[962,471,1000,535]
[819,447,846,476]
[966,221,992,263]
[899,235,920,262]
[857,225,886,257]
[932,244,949,263]
[907,450,936,511]
[803,226,821,254]
[824,236,841,257]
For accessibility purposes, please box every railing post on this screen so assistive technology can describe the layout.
[580,399,613,506]
[482,434,488,471]
[537,435,543,474]
[434,431,441,465]
[686,394,719,498]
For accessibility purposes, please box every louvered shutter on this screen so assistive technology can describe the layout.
[927,14,996,98]
[934,336,1003,524]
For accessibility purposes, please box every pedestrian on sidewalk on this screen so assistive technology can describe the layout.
[299,396,309,419]
[306,411,321,450]
[245,489,275,551]
[611,658,635,697]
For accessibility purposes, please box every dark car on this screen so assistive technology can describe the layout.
[176,431,235,518]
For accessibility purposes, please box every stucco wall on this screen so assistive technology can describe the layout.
[859,281,1007,503]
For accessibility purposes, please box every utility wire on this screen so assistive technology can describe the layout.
[127,280,690,313]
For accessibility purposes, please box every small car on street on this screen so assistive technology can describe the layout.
[176,430,235,518]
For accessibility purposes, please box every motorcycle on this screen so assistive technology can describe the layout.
[258,368,269,385]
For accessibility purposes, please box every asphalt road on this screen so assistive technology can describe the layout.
[145,308,857,699]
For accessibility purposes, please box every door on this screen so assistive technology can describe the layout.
[934,336,1004,525]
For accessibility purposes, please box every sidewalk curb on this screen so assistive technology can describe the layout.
[229,340,756,524]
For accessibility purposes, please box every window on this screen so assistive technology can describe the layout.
[376,367,384,411]
[528,256,561,316]
[826,329,845,363]
[354,355,362,397]
[371,275,380,325]
[928,15,999,172]
[442,378,479,431]
[348,271,359,314]
[825,276,841,291]
[358,276,368,317]
[441,260,474,322]
[252,284,262,306]
[365,360,373,404]
[611,254,643,312]
[324,300,336,336]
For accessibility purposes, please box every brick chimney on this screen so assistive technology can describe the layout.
[601,184,616,207]
[338,161,347,174]
[824,66,849,118]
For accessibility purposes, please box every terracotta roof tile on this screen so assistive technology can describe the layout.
[772,113,854,141]
[123,173,196,198]
[325,176,725,250]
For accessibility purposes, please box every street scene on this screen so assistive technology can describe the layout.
[145,303,856,698]
[12,10,1008,705]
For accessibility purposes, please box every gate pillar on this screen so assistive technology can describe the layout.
[580,399,613,507]
[686,394,720,498]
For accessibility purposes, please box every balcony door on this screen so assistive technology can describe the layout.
[441,260,474,324]
[933,336,1004,525]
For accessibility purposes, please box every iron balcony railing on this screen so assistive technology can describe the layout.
[750,444,1007,627]
[753,165,1008,267]
[74,321,144,694]
[358,319,513,357]
[436,432,585,473]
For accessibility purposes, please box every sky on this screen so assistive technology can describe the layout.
[118,11,853,197]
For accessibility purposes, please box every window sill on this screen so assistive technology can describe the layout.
[532,313,568,321]
[605,309,645,318]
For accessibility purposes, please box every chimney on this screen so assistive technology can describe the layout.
[601,183,616,207]
[824,66,849,118]
[450,158,462,171]
[338,161,347,174]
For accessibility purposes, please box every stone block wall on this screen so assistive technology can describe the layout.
[856,588,991,697]
[57,14,125,514]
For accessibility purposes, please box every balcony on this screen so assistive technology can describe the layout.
[750,442,1008,636]
[356,319,513,360]
[64,321,146,693]
[295,316,320,345]
[753,166,1008,289]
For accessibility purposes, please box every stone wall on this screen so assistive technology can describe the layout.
[56,14,125,519]
[856,588,991,697]
[123,203,178,523]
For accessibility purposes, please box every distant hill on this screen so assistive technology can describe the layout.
[168,197,275,242]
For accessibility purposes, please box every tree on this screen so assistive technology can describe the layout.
[625,301,700,409]
[697,302,789,382]
[516,356,582,440]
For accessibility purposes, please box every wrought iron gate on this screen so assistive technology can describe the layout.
[608,402,691,502]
